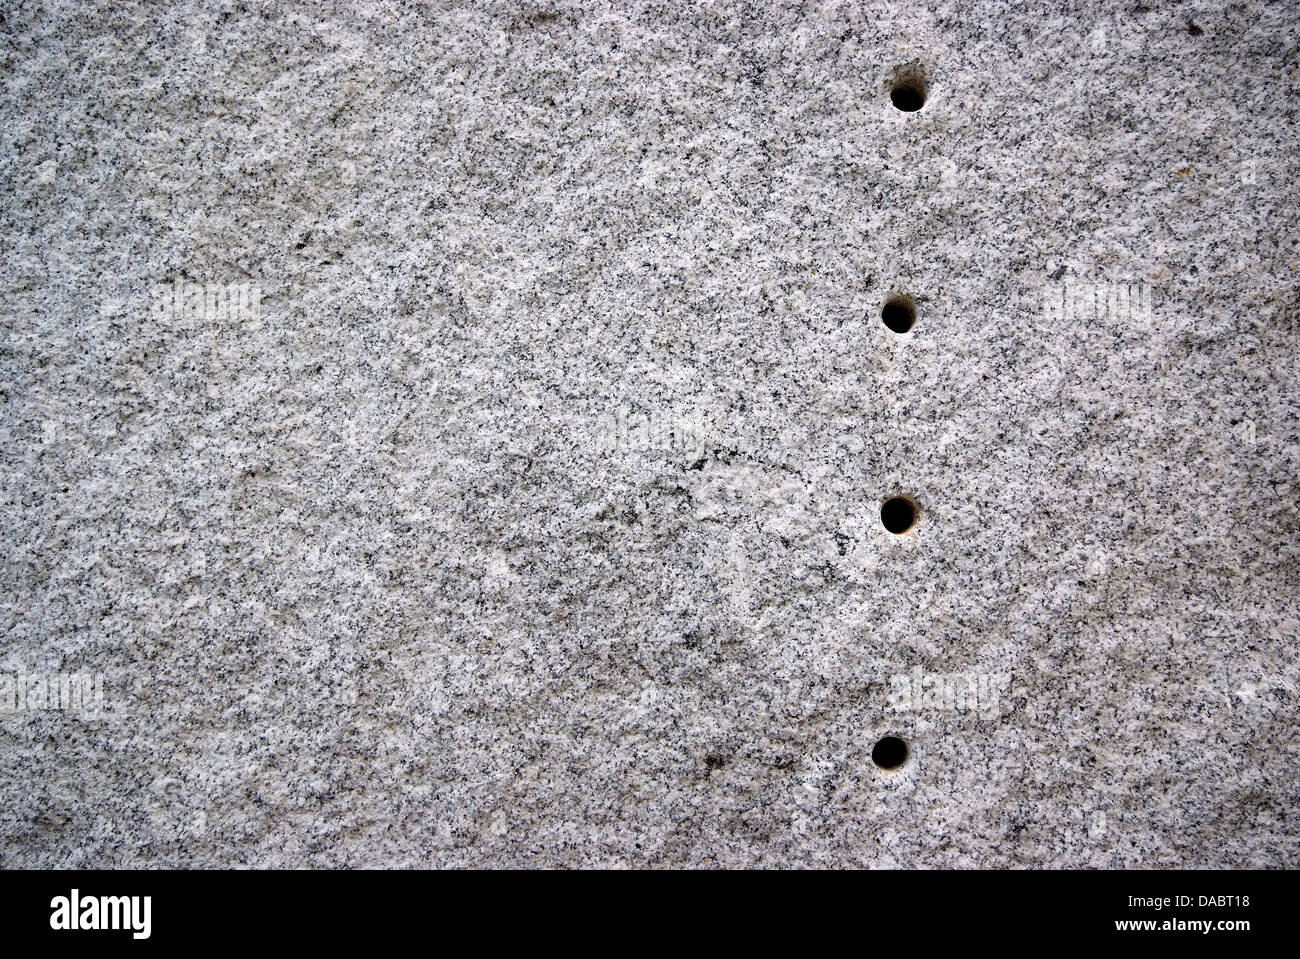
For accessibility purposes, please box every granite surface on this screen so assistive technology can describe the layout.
[1,0,1298,867]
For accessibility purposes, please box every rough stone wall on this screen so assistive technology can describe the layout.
[1,0,1297,867]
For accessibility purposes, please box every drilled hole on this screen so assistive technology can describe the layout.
[872,736,909,770]
[880,496,918,534]
[881,295,916,333]
[889,69,927,112]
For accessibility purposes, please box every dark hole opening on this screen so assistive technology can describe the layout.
[873,736,909,770]
[881,296,916,333]
[890,80,925,112]
[881,496,917,534]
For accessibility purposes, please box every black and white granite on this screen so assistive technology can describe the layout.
[1,0,1297,867]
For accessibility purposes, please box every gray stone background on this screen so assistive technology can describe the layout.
[1,0,1297,867]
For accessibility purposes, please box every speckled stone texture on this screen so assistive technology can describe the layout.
[2,0,1298,868]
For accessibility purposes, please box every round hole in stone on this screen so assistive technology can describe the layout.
[889,69,927,111]
[880,496,918,534]
[872,736,909,770]
[881,295,916,333]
